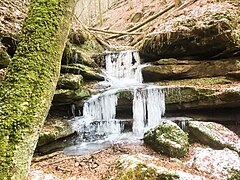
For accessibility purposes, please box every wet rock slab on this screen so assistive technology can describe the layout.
[188,121,240,155]
[142,58,240,82]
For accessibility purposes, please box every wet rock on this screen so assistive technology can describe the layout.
[38,117,75,147]
[53,88,91,105]
[144,120,189,158]
[142,58,240,82]
[139,2,240,60]
[57,74,83,90]
[187,147,240,180]
[188,121,240,155]
[61,64,104,81]
[116,154,203,180]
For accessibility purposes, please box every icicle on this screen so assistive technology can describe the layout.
[132,86,166,136]
[83,90,118,121]
[146,87,165,129]
[132,88,147,136]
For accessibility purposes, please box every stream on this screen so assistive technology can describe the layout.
[64,50,167,155]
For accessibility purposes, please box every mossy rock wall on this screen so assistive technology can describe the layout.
[0,0,75,178]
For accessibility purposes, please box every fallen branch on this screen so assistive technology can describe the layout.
[32,151,63,162]
[165,0,198,19]
[88,27,143,36]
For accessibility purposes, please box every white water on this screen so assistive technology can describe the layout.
[105,51,141,81]
[65,50,166,155]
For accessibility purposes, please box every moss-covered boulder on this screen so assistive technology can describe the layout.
[116,154,204,180]
[57,74,83,90]
[144,120,189,158]
[139,2,240,60]
[37,117,74,147]
[142,58,240,82]
[188,121,240,155]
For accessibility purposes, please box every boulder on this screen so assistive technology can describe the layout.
[188,121,240,154]
[116,154,204,180]
[57,74,83,90]
[144,120,189,158]
[142,58,240,82]
[187,147,240,180]
[139,2,240,60]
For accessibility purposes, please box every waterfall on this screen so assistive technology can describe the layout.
[105,50,141,82]
[71,50,166,151]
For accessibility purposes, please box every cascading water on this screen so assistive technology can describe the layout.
[64,50,166,155]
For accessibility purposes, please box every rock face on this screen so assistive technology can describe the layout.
[144,120,189,158]
[139,2,240,60]
[142,58,240,82]
[187,147,240,180]
[188,121,240,154]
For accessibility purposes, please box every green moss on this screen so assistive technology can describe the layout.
[229,169,240,180]
[116,163,158,180]
[0,0,75,178]
[164,86,215,104]
[156,77,233,86]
